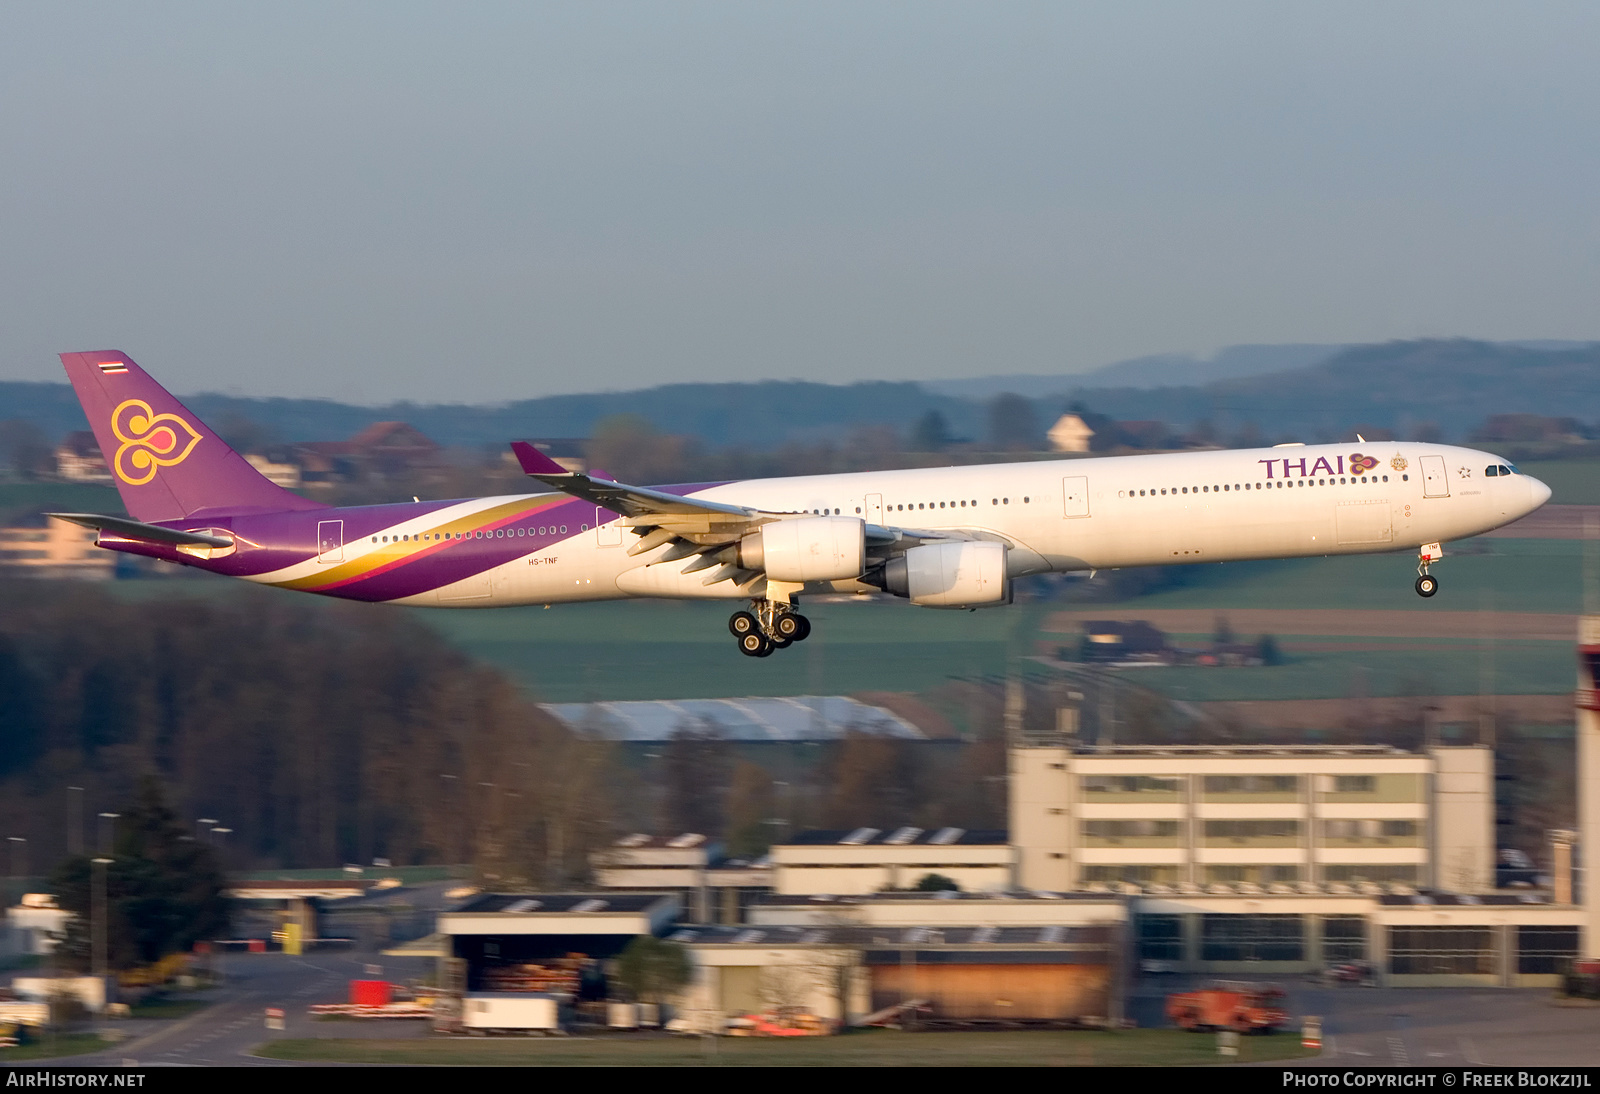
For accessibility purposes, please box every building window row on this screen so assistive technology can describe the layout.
[1073,772,1421,800]
[1203,775,1299,794]
[1083,820,1181,840]
[1323,819,1416,840]
[1081,775,1183,795]
[1136,919,1575,974]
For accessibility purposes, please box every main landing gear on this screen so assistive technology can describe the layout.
[1415,541,1442,598]
[729,600,812,657]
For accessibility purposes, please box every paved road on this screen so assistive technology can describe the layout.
[16,964,1600,1067]
[1297,987,1600,1068]
[13,951,435,1067]
[1133,981,1600,1068]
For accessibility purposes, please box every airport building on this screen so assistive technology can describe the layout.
[1010,742,1492,893]
[490,617,1600,1019]
[768,828,1011,896]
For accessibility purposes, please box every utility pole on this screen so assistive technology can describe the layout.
[91,856,113,1015]
[5,837,25,908]
[67,787,84,857]
[1005,675,1025,744]
[97,813,119,855]
[210,828,232,868]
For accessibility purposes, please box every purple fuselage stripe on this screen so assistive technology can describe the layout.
[91,481,732,601]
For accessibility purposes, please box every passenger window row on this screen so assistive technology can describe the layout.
[1122,475,1393,498]
[883,497,1031,513]
[372,525,568,544]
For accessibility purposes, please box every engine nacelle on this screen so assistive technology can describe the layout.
[740,516,865,583]
[883,541,1009,607]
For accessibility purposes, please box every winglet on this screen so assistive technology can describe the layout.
[509,441,572,476]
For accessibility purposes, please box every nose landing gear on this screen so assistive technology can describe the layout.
[1415,542,1443,598]
[731,600,811,656]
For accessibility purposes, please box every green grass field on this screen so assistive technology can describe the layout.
[255,1028,1316,1067]
[1121,642,1572,702]
[1116,538,1580,615]
[0,1032,111,1062]
[409,537,1578,703]
[419,598,1052,701]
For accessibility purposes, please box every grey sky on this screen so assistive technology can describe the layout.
[2,2,1598,403]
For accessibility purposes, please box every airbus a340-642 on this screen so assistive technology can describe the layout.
[50,351,1550,657]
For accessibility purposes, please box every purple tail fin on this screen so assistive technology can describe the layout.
[59,351,325,522]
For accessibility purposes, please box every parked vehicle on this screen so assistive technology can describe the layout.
[1166,982,1287,1033]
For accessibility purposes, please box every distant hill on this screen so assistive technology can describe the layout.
[1062,339,1600,441]
[4,339,1599,449]
[0,378,983,450]
[926,343,1349,398]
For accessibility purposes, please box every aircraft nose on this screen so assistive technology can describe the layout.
[1528,475,1552,511]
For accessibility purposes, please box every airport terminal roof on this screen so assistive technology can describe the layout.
[542,696,924,742]
[455,893,670,915]
[667,924,1114,950]
[784,827,1008,847]
[1376,891,1554,906]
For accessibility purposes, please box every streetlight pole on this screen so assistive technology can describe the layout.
[440,775,459,863]
[67,787,84,857]
[97,813,119,855]
[209,828,232,867]
[91,856,112,1016]
[6,837,25,908]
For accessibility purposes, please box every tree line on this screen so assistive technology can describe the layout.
[0,581,1011,882]
[0,580,612,889]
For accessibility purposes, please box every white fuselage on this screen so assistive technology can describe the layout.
[355,441,1547,608]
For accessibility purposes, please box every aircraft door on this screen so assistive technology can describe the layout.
[316,520,344,563]
[1420,456,1450,498]
[865,493,883,524]
[1062,476,1090,518]
[595,507,623,546]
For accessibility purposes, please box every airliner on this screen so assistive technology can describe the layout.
[49,351,1550,657]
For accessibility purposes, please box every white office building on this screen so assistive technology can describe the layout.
[1010,743,1493,894]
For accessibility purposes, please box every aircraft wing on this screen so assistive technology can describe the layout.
[509,442,754,521]
[48,512,234,548]
[508,441,962,585]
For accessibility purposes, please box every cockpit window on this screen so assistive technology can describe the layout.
[1504,464,1519,475]
[1485,465,1499,477]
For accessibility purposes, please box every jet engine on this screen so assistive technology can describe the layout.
[739,516,865,583]
[883,540,1009,607]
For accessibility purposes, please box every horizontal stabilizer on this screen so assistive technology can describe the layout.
[47,513,233,548]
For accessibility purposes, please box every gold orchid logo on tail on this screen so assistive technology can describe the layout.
[111,399,202,485]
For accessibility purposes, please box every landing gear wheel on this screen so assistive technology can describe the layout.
[729,611,757,638]
[1415,574,1439,598]
[769,635,792,650]
[774,613,809,642]
[738,632,771,657]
